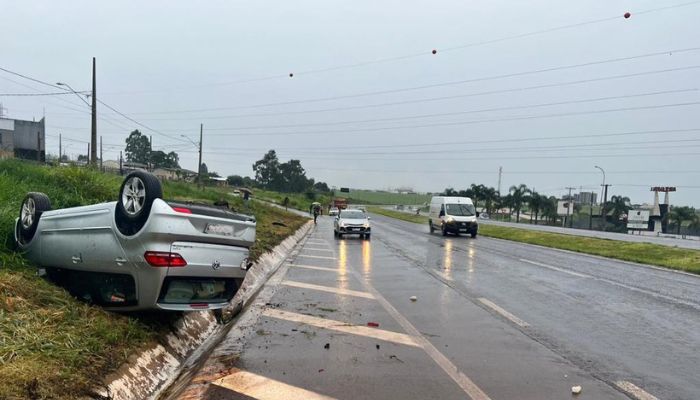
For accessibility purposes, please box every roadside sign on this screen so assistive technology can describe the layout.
[557,200,574,216]
[340,187,350,193]
[627,209,650,230]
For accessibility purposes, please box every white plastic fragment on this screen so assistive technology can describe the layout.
[410,296,417,302]
[572,385,582,395]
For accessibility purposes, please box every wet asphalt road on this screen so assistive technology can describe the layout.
[175,214,700,400]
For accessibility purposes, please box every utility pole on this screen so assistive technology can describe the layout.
[149,135,153,171]
[90,57,97,167]
[36,132,41,163]
[99,135,103,171]
[119,151,123,175]
[86,143,90,165]
[600,184,611,229]
[565,186,575,228]
[497,166,502,195]
[198,123,203,187]
[59,133,62,163]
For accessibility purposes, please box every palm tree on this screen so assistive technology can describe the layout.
[469,183,487,212]
[501,194,514,221]
[541,196,558,225]
[509,184,531,223]
[528,192,544,225]
[605,195,630,223]
[669,206,697,234]
[482,186,499,215]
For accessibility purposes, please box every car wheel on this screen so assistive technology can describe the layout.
[17,192,51,245]
[338,232,343,238]
[365,234,371,240]
[471,231,478,238]
[429,220,434,233]
[115,170,162,236]
[441,224,447,236]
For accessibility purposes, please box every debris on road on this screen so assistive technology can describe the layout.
[318,369,324,373]
[376,344,380,349]
[410,295,417,302]
[389,355,404,363]
[367,322,380,327]
[324,343,330,349]
[572,385,582,395]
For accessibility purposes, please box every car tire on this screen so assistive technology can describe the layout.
[471,231,478,238]
[441,224,448,236]
[17,192,51,245]
[338,232,343,238]
[365,234,371,240]
[429,220,434,234]
[115,170,162,236]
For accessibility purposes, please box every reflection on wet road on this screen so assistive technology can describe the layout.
[171,214,700,400]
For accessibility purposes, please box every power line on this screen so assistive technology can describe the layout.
[0,91,91,97]
[201,101,700,136]
[116,65,700,118]
[99,1,700,96]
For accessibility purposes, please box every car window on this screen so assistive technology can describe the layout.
[445,203,476,216]
[340,211,366,219]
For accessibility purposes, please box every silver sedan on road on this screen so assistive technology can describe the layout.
[15,170,256,311]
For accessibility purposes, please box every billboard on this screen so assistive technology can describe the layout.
[557,200,574,216]
[627,209,650,230]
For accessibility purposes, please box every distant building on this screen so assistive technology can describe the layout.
[0,117,45,161]
[573,191,598,205]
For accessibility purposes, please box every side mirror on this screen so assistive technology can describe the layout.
[367,216,371,220]
[476,212,480,217]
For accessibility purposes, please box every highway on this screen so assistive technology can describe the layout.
[172,214,700,400]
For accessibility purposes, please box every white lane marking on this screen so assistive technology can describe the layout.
[478,298,529,328]
[615,381,659,400]
[263,309,419,347]
[288,264,339,273]
[302,247,334,252]
[282,280,375,299]
[214,369,337,400]
[521,259,700,310]
[519,258,587,278]
[345,270,492,400]
[296,254,337,260]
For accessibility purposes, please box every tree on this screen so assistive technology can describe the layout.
[279,159,311,192]
[200,162,209,175]
[528,192,544,225]
[442,188,458,196]
[77,154,88,162]
[541,196,558,224]
[150,150,180,169]
[469,184,487,211]
[124,130,150,164]
[482,186,499,215]
[509,184,531,223]
[314,181,330,192]
[253,150,280,188]
[606,195,630,223]
[227,175,244,187]
[669,206,696,234]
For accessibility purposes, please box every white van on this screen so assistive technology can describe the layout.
[428,196,478,237]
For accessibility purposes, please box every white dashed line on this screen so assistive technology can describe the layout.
[288,264,339,273]
[478,298,529,328]
[214,369,337,400]
[615,381,659,400]
[519,258,587,278]
[263,309,419,347]
[302,247,334,252]
[282,280,375,299]
[296,254,337,260]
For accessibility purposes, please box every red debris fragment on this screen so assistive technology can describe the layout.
[318,369,325,373]
[367,322,379,328]
[624,12,631,19]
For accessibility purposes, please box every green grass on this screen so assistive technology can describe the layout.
[0,159,306,399]
[368,206,700,274]
[347,190,430,205]
[254,188,331,214]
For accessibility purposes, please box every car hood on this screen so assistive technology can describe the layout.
[446,215,477,222]
[338,218,369,225]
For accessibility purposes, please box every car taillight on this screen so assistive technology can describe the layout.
[172,207,192,214]
[190,303,209,309]
[144,251,187,267]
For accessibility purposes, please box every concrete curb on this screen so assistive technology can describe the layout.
[96,220,314,400]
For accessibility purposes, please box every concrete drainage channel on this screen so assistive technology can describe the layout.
[95,220,314,400]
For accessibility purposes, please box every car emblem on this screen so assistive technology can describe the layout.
[212,260,221,270]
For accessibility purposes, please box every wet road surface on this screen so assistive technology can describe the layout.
[172,214,700,400]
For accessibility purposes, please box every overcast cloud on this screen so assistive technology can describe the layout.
[1,0,699,206]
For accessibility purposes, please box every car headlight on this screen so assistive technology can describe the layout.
[446,217,455,223]
[363,223,370,228]
[339,222,346,227]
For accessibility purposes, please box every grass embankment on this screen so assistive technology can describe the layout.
[0,159,306,399]
[254,188,330,214]
[348,190,429,205]
[368,206,700,274]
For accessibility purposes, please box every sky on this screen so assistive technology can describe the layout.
[1,0,699,206]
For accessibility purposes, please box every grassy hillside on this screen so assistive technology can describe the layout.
[0,159,306,399]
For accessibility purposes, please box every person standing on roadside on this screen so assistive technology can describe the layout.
[313,203,321,224]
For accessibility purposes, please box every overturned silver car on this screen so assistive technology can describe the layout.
[15,170,256,311]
